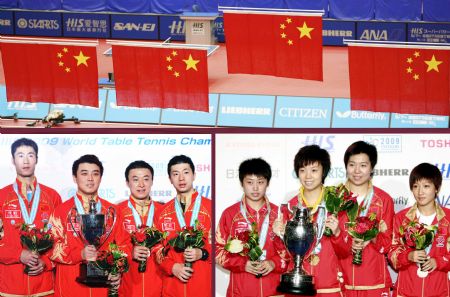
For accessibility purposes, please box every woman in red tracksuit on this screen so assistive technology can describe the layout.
[328,141,394,297]
[389,163,450,297]
[216,158,290,297]
[277,145,345,297]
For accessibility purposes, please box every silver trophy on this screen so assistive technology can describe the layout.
[277,206,318,295]
[68,199,116,287]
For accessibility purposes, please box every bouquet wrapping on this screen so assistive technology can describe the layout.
[168,220,205,268]
[324,184,358,236]
[19,223,53,274]
[347,214,379,265]
[131,226,166,272]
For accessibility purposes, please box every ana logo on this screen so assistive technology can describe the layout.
[17,18,27,29]
[360,29,388,41]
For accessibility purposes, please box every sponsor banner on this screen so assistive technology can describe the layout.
[390,113,449,128]
[0,86,50,119]
[362,134,403,153]
[435,163,450,180]
[111,14,158,40]
[408,22,450,43]
[15,11,62,37]
[104,89,161,123]
[357,21,406,42]
[217,94,275,127]
[274,96,332,128]
[161,94,219,126]
[214,16,224,43]
[0,10,13,35]
[63,13,109,38]
[159,15,185,41]
[49,89,107,121]
[332,98,390,128]
[323,20,356,46]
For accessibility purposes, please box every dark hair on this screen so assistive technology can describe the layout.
[72,154,104,177]
[125,160,154,181]
[11,138,38,158]
[167,155,195,176]
[294,145,331,183]
[238,158,272,184]
[344,141,378,168]
[409,163,442,191]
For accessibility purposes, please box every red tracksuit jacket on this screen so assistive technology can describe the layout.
[0,179,62,297]
[48,194,128,297]
[330,186,394,294]
[117,198,165,297]
[156,192,212,297]
[389,202,450,297]
[281,195,345,297]
[216,198,290,297]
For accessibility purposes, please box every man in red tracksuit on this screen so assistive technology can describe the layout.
[117,160,165,297]
[156,155,212,297]
[0,138,62,297]
[49,154,126,297]
[216,158,290,297]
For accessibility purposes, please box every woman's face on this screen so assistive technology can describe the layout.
[346,153,372,187]
[412,178,438,208]
[298,162,323,192]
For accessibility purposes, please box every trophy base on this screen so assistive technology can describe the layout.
[76,263,109,287]
[277,272,316,295]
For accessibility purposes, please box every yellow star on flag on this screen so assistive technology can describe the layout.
[287,40,293,45]
[297,22,314,39]
[286,18,292,24]
[74,51,90,67]
[406,67,412,73]
[167,65,173,71]
[63,48,68,53]
[281,33,287,39]
[183,54,200,71]
[280,24,286,30]
[58,61,64,67]
[174,71,180,77]
[406,57,413,64]
[171,50,178,57]
[414,51,420,58]
[424,55,443,72]
[65,67,71,73]
[166,56,172,62]
[413,74,419,80]
[57,52,63,58]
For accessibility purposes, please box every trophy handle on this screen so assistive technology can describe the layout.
[67,208,89,246]
[97,206,116,249]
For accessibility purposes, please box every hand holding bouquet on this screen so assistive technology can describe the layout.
[324,184,358,236]
[131,226,167,272]
[168,220,205,268]
[19,223,54,274]
[95,243,129,297]
[347,214,379,265]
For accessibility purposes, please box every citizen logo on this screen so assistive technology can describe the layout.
[279,107,327,119]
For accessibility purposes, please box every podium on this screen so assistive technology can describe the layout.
[180,12,218,45]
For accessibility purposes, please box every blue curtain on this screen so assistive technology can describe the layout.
[0,0,17,8]
[236,0,284,9]
[375,0,421,21]
[62,0,106,11]
[151,0,195,13]
[423,0,450,21]
[284,0,328,17]
[107,0,150,12]
[197,0,218,12]
[329,0,374,20]
[19,0,61,10]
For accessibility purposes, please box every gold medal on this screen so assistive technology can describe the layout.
[310,254,320,266]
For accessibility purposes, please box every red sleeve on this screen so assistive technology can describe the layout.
[269,235,289,273]
[215,208,247,272]
[388,213,413,271]
[329,213,352,259]
[371,194,394,254]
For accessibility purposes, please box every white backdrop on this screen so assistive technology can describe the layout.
[215,132,450,297]
[0,133,212,204]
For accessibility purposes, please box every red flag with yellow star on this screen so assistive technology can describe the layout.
[223,11,322,80]
[111,44,209,111]
[0,37,99,106]
[348,43,450,115]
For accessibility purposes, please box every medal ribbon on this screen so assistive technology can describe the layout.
[359,185,374,217]
[13,181,40,225]
[174,194,202,228]
[128,199,155,228]
[73,195,102,215]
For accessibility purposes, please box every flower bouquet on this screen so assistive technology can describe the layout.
[225,222,263,277]
[131,226,167,272]
[19,223,54,274]
[95,243,129,297]
[168,220,205,268]
[347,214,379,265]
[324,184,359,236]
[399,220,437,277]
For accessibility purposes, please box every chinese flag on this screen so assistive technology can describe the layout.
[223,11,323,80]
[111,45,209,112]
[349,44,450,116]
[1,39,99,107]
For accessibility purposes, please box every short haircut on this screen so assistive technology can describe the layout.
[125,160,154,181]
[344,141,378,168]
[294,145,331,183]
[238,158,272,184]
[167,155,195,176]
[72,154,104,177]
[11,138,38,158]
[409,163,442,191]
